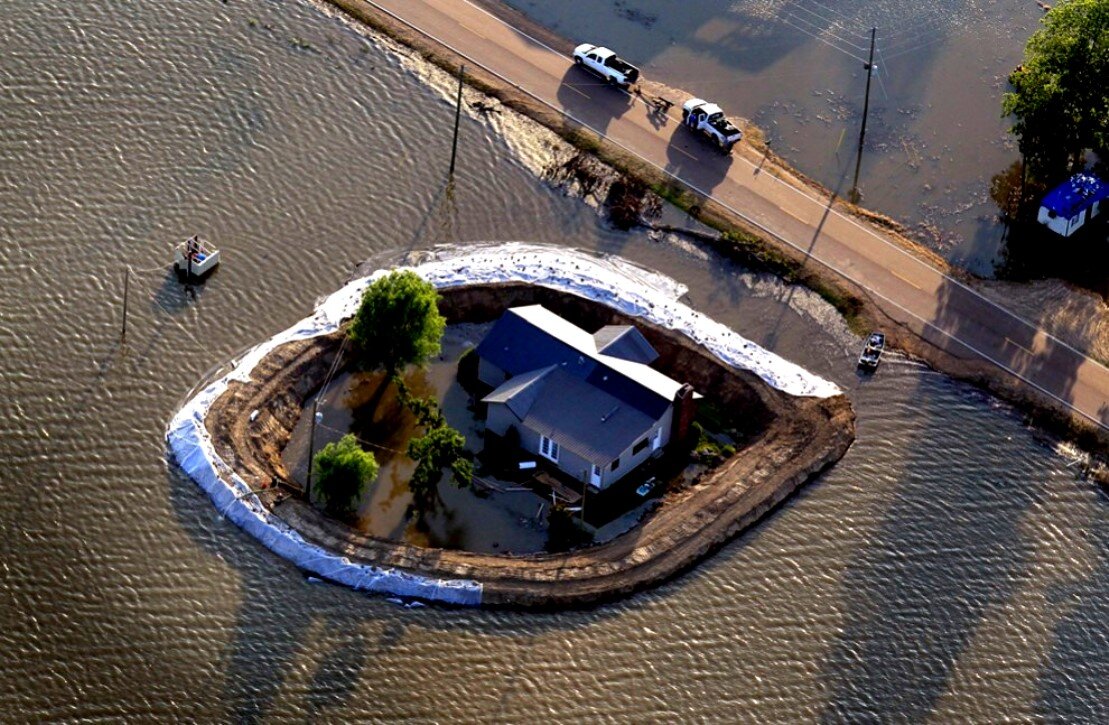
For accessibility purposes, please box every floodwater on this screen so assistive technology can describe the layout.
[1,0,1105,721]
[501,0,1037,275]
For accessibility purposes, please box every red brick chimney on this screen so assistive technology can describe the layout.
[670,383,697,448]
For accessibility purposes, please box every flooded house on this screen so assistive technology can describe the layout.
[476,305,697,490]
[1037,173,1108,237]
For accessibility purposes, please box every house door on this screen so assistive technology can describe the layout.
[590,464,602,487]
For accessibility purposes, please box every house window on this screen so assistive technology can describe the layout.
[632,437,649,455]
[539,435,559,463]
[610,457,620,471]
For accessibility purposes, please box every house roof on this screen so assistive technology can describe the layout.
[1040,173,1109,218]
[593,325,659,364]
[483,367,657,463]
[475,305,683,418]
[482,365,555,419]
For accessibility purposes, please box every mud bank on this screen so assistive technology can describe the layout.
[320,0,1109,458]
[170,250,854,608]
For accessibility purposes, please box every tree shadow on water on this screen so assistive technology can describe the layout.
[816,378,1039,721]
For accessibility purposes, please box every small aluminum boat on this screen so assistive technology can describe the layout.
[858,332,885,370]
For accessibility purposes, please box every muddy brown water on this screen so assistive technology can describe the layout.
[1,0,1105,720]
[502,0,1037,276]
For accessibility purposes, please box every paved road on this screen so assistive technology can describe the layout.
[362,0,1108,431]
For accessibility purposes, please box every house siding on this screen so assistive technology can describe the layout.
[603,406,673,487]
[478,358,509,388]
[485,403,517,438]
[487,403,674,489]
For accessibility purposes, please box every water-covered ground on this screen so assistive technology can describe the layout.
[1,0,1104,720]
[502,0,1039,275]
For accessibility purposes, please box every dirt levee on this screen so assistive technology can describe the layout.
[204,283,855,608]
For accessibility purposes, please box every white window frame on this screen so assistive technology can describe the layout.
[539,435,560,463]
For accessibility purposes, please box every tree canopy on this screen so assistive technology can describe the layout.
[1003,0,1109,179]
[311,434,379,519]
[349,270,446,376]
[406,425,473,513]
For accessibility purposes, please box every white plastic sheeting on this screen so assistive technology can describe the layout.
[167,376,483,605]
[166,244,839,604]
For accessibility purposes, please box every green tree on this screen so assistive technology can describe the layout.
[311,434,379,519]
[349,270,446,376]
[1003,0,1109,179]
[406,425,473,514]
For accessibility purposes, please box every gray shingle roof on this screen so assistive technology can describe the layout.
[482,365,555,419]
[593,325,659,364]
[475,305,683,419]
[485,367,656,463]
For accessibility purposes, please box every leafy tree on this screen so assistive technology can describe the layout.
[311,434,379,519]
[407,425,473,511]
[1003,0,1109,179]
[349,270,446,377]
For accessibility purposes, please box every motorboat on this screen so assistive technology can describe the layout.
[858,331,885,371]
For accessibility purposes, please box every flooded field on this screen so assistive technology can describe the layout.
[1,0,1105,720]
[501,0,1039,275]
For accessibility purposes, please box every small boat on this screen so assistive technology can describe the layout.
[858,332,885,370]
[173,235,220,279]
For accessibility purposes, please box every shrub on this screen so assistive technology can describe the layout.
[311,434,378,519]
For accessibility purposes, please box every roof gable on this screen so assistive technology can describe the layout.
[476,304,686,417]
[482,365,556,419]
[594,325,659,365]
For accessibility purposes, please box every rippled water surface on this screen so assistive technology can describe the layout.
[1,0,1105,721]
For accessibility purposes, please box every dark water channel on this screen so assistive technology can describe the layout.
[502,0,1039,276]
[1,0,1105,720]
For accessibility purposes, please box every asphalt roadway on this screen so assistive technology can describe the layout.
[361,0,1108,433]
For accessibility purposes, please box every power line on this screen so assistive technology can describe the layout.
[780,7,871,53]
[776,15,868,64]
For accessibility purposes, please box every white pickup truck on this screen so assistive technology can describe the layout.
[681,98,743,152]
[572,44,640,89]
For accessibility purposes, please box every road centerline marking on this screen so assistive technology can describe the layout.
[1005,337,1035,356]
[674,146,698,161]
[891,270,921,290]
[564,84,590,99]
[457,22,487,39]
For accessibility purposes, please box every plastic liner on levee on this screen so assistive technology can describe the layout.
[166,243,844,606]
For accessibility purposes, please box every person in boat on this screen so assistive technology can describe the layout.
[185,235,200,261]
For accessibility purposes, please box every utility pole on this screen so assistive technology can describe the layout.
[121,267,131,342]
[851,27,877,202]
[305,396,321,500]
[448,64,465,180]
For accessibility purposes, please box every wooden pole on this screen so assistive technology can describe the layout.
[121,267,131,342]
[448,64,465,179]
[851,28,877,202]
[305,396,320,500]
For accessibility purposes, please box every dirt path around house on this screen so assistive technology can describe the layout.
[202,283,855,608]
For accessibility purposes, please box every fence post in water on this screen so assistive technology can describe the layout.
[121,267,131,342]
[448,64,465,180]
[851,28,877,203]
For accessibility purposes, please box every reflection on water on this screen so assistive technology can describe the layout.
[1,0,1105,720]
